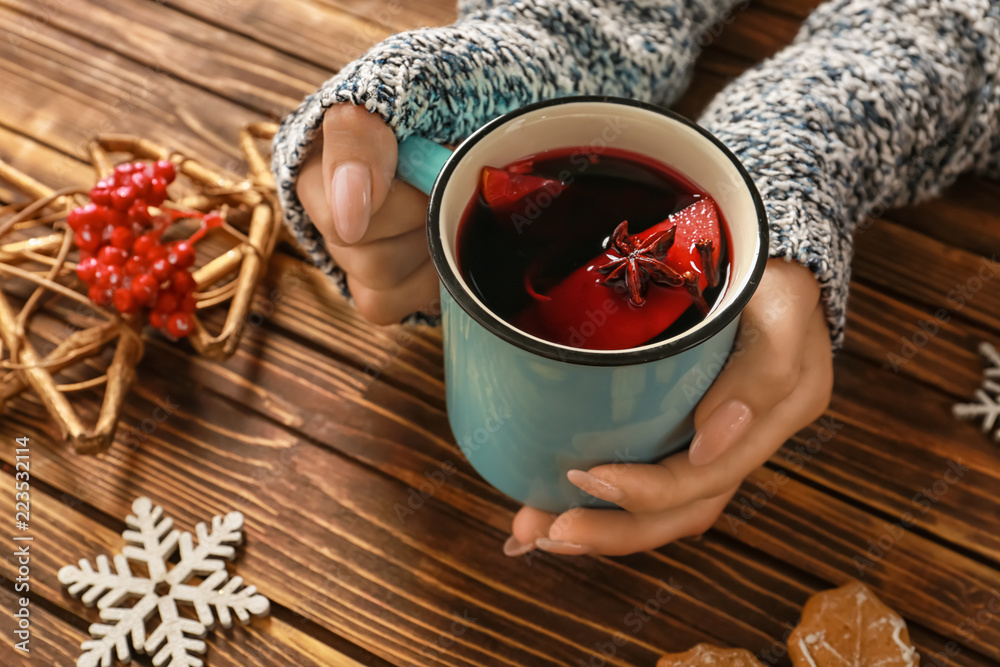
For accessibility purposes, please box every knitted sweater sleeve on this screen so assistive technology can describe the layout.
[273,0,999,346]
[698,0,1000,348]
[271,0,738,315]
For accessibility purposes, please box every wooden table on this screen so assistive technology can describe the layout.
[1,1,999,665]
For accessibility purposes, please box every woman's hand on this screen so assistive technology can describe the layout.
[504,259,835,557]
[296,104,440,324]
[298,113,835,557]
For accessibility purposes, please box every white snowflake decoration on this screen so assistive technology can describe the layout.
[953,342,1000,442]
[59,497,270,667]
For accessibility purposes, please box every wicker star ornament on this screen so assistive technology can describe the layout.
[0,125,282,453]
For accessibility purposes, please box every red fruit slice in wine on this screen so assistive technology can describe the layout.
[505,158,535,175]
[481,166,566,232]
[514,197,723,350]
[660,197,721,289]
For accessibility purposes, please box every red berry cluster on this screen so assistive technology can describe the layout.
[68,160,220,339]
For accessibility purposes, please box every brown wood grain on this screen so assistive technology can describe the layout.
[843,281,995,399]
[853,219,1000,334]
[728,466,1000,661]
[0,584,92,667]
[0,3,261,179]
[5,138,1000,664]
[0,312,748,666]
[887,177,1000,261]
[3,224,996,664]
[756,0,823,20]
[710,3,803,65]
[195,234,1000,566]
[0,125,97,193]
[2,293,998,664]
[1,0,327,117]
[782,355,1000,564]
[160,0,408,72]
[189,261,1000,574]
[0,469,385,667]
[20,212,989,575]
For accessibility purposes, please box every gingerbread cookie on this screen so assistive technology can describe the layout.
[657,643,765,666]
[789,582,919,666]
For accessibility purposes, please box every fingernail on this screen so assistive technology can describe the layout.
[689,400,753,467]
[535,538,592,555]
[567,469,626,503]
[502,535,535,557]
[331,162,371,244]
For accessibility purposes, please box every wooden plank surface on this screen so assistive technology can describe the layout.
[1,0,999,666]
[3,280,996,664]
[0,3,262,177]
[2,344,996,665]
[161,0,405,71]
[0,584,91,667]
[0,467,380,667]
[0,0,326,116]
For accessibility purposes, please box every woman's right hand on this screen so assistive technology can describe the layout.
[296,103,439,324]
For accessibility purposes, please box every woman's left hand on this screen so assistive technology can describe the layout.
[503,259,834,557]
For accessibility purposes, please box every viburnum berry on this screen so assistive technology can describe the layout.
[153,160,176,182]
[67,203,101,231]
[170,269,195,295]
[89,183,112,207]
[110,227,134,251]
[154,291,178,315]
[133,233,157,256]
[89,285,112,307]
[168,240,195,269]
[113,288,138,314]
[69,159,212,336]
[148,178,169,206]
[166,312,194,338]
[111,185,136,211]
[100,205,126,229]
[131,273,160,305]
[179,294,197,314]
[98,245,128,267]
[76,256,99,284]
[146,244,169,262]
[98,264,124,290]
[128,201,151,226]
[75,226,101,252]
[151,257,172,282]
[130,171,151,198]
[124,255,147,276]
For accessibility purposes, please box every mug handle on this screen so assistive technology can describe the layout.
[396,136,453,196]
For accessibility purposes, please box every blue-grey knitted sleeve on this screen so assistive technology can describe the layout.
[272,0,737,311]
[699,0,999,348]
[456,0,505,14]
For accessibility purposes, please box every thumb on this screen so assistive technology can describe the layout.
[321,104,398,245]
[687,260,820,466]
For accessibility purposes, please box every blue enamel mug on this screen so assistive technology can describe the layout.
[396,96,768,513]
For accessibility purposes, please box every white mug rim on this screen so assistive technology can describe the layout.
[426,96,769,367]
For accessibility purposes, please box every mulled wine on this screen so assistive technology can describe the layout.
[457,147,731,351]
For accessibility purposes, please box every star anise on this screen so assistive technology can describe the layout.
[596,220,683,306]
